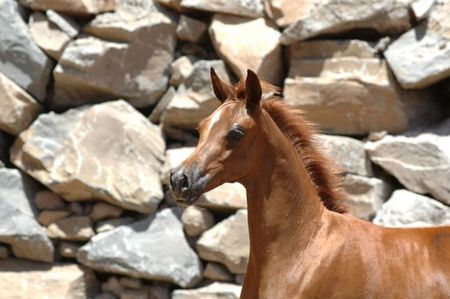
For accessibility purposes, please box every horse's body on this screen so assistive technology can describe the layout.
[170,69,450,298]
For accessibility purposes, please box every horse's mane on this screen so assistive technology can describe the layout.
[235,80,348,213]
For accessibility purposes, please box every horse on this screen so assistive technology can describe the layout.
[170,69,450,298]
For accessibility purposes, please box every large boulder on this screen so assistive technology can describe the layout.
[280,0,413,45]
[172,282,242,299]
[11,100,165,213]
[209,15,283,84]
[0,72,43,136]
[51,2,177,109]
[0,259,99,299]
[384,1,450,89]
[0,168,54,262]
[180,0,264,17]
[366,118,450,205]
[284,40,441,135]
[373,190,450,227]
[18,0,116,14]
[197,210,249,274]
[0,0,52,101]
[265,0,320,28]
[77,208,203,288]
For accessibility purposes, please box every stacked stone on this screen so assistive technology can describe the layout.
[0,0,449,298]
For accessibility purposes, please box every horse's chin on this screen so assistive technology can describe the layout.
[174,194,201,206]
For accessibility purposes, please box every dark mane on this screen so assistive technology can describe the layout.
[235,80,348,213]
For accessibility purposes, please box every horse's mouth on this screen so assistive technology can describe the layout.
[173,190,201,205]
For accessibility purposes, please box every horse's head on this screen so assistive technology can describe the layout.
[170,68,266,204]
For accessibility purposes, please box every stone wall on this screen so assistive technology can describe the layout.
[0,0,449,298]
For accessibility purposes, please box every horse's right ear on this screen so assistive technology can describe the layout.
[210,67,232,103]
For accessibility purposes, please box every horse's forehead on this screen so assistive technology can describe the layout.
[202,102,244,134]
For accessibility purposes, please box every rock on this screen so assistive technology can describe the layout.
[284,40,441,135]
[156,0,186,12]
[0,0,52,101]
[29,12,72,60]
[121,289,147,299]
[0,245,9,259]
[343,174,392,220]
[38,210,71,227]
[18,0,116,14]
[170,56,196,87]
[280,0,413,45]
[68,202,85,216]
[180,0,264,17]
[181,205,215,237]
[59,241,81,258]
[0,259,99,299]
[95,217,134,234]
[35,190,66,210]
[119,277,142,290]
[411,0,435,21]
[0,168,54,262]
[96,292,117,299]
[204,262,234,282]
[176,15,207,42]
[198,183,247,211]
[0,72,43,136]
[197,210,249,274]
[172,282,242,299]
[209,15,283,84]
[90,202,123,222]
[150,87,177,124]
[47,216,95,241]
[384,1,450,89]
[318,135,372,176]
[11,100,166,213]
[148,285,170,299]
[265,0,319,28]
[103,277,123,297]
[366,120,450,205]
[0,131,10,167]
[52,4,176,109]
[78,208,203,288]
[373,190,450,227]
[46,10,80,38]
[161,59,229,130]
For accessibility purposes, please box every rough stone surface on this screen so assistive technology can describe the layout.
[384,1,450,89]
[0,72,43,136]
[284,40,441,135]
[47,216,95,241]
[0,0,52,101]
[0,245,9,259]
[46,10,81,38]
[52,4,176,108]
[209,15,283,84]
[119,277,142,290]
[35,190,66,210]
[148,285,170,299]
[29,12,72,60]
[59,241,82,258]
[280,0,413,44]
[198,183,247,211]
[318,135,372,176]
[11,101,166,213]
[161,59,229,130]
[265,0,319,28]
[411,0,435,21]
[204,262,234,282]
[176,15,207,43]
[366,119,450,205]
[197,210,249,274]
[373,190,450,227]
[0,168,54,263]
[180,0,264,17]
[38,210,71,226]
[150,87,177,124]
[172,282,242,299]
[18,0,116,14]
[89,202,123,222]
[181,205,215,237]
[170,56,196,87]
[0,259,99,299]
[102,277,123,297]
[77,208,203,288]
[95,217,134,234]
[343,174,393,220]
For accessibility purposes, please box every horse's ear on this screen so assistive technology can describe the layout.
[245,69,262,111]
[210,67,232,103]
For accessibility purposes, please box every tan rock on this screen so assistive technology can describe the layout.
[0,245,9,259]
[170,56,196,87]
[176,15,207,43]
[29,12,71,60]
[197,210,249,274]
[148,285,170,299]
[198,183,247,211]
[204,262,234,282]
[265,0,318,28]
[95,217,134,233]
[172,282,241,299]
[150,87,177,124]
[0,72,43,136]
[18,0,116,15]
[181,205,215,237]
[156,0,186,12]
[121,289,147,299]
[0,259,99,299]
[59,241,81,258]
[102,277,123,297]
[209,14,283,84]
[11,101,165,213]
[119,277,142,290]
[181,0,264,17]
[38,210,71,227]
[47,216,95,241]
[90,202,123,222]
[35,190,66,210]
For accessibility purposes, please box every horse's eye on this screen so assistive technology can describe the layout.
[227,127,245,146]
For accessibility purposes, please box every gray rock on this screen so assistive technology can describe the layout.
[203,262,234,282]
[95,217,134,234]
[280,0,413,45]
[180,0,264,17]
[18,0,116,14]
[169,56,196,87]
[384,1,450,89]
[0,0,52,101]
[11,100,166,213]
[0,168,54,262]
[176,15,207,43]
[197,210,249,274]
[411,0,435,21]
[77,208,203,288]
[373,190,450,227]
[46,10,80,38]
[172,282,242,299]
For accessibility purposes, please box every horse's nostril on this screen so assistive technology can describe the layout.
[180,173,189,189]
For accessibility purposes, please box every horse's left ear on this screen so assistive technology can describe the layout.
[245,69,262,111]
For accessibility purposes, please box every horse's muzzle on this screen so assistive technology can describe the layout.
[169,165,208,204]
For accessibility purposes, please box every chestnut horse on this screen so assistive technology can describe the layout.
[170,69,450,298]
